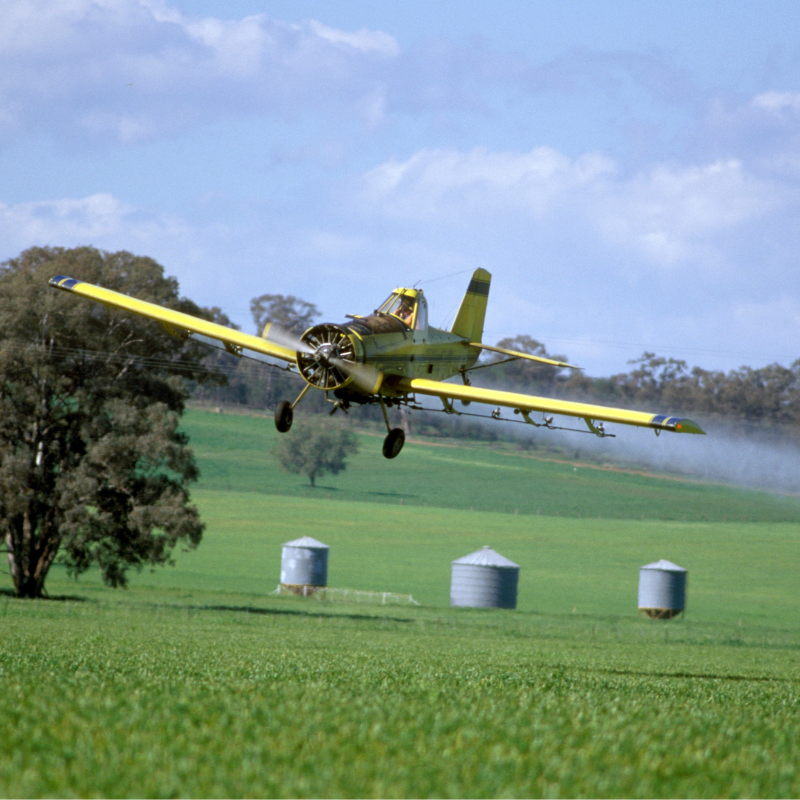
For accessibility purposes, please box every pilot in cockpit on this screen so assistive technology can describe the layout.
[396,297,414,326]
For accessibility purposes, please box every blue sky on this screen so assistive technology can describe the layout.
[3,0,800,376]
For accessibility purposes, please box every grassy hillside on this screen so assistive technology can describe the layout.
[181,408,800,523]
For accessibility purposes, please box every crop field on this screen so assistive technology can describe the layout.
[2,408,800,798]
[181,408,800,523]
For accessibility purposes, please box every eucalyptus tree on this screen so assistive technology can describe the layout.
[0,246,221,597]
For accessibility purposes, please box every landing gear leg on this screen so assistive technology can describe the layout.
[274,383,313,433]
[378,397,405,459]
[459,369,472,406]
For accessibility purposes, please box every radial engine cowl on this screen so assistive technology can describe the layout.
[297,323,364,390]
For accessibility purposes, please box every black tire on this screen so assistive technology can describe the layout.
[382,427,405,459]
[275,400,293,433]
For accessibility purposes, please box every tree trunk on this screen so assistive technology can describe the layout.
[7,550,47,597]
[6,512,58,598]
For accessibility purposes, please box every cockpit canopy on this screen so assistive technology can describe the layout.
[376,288,428,331]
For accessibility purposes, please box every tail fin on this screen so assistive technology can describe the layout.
[450,268,491,341]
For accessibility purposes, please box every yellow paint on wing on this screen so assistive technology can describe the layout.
[49,276,297,364]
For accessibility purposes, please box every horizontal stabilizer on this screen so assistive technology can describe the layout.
[470,342,579,370]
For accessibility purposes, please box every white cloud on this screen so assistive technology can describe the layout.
[690,91,800,179]
[594,159,783,269]
[359,146,787,274]
[0,193,190,252]
[361,146,616,220]
[181,14,274,78]
[0,0,401,143]
[306,20,400,57]
[751,91,800,117]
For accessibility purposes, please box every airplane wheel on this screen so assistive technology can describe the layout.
[275,401,293,433]
[382,428,405,459]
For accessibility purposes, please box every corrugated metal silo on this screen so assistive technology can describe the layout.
[280,536,329,595]
[450,546,519,609]
[638,559,687,619]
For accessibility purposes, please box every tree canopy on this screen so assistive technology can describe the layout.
[487,335,571,392]
[274,417,359,487]
[250,293,319,336]
[0,246,220,597]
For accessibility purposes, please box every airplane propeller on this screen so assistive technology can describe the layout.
[263,321,383,393]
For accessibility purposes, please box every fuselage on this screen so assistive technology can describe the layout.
[344,314,478,382]
[295,286,481,396]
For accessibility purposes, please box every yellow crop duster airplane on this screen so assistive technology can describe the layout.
[49,269,705,458]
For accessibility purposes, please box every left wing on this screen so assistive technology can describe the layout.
[48,276,298,365]
[396,377,706,435]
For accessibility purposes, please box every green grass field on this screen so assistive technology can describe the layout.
[182,408,800,523]
[2,408,799,797]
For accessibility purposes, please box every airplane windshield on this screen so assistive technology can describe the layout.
[378,292,415,327]
[376,289,427,331]
[377,293,404,316]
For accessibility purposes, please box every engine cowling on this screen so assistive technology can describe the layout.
[297,323,364,390]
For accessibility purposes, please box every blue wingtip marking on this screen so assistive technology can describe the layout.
[49,275,79,290]
[651,415,681,429]
[651,415,681,428]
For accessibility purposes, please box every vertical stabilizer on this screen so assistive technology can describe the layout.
[450,268,491,341]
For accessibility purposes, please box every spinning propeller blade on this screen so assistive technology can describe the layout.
[329,357,384,394]
[262,322,314,355]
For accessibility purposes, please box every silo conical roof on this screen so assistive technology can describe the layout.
[283,536,329,549]
[641,559,686,572]
[452,545,519,568]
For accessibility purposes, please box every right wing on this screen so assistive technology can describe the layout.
[396,376,706,435]
[48,276,298,365]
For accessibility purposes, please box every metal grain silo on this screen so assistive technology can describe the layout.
[638,559,687,619]
[280,536,329,595]
[450,546,519,609]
